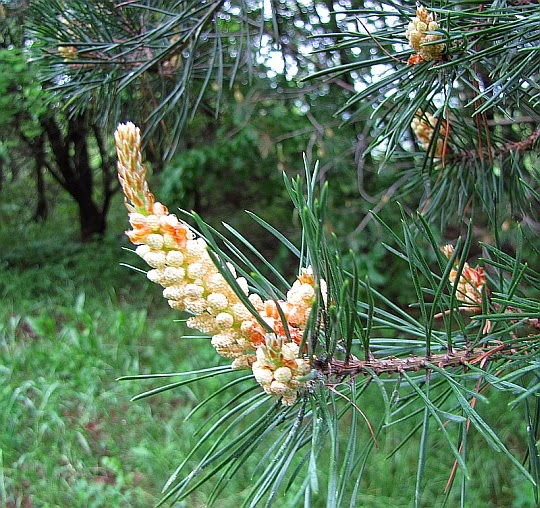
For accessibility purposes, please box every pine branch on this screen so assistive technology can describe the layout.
[452,128,540,164]
[326,334,539,379]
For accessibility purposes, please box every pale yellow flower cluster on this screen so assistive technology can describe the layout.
[57,14,80,61]
[405,5,445,62]
[441,245,487,310]
[252,335,312,406]
[411,109,446,161]
[58,45,77,60]
[115,122,316,405]
[161,34,183,77]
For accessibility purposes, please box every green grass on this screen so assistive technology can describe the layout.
[0,200,536,507]
[0,201,229,506]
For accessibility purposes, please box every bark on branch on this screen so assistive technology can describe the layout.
[325,333,539,380]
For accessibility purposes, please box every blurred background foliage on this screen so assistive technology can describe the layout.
[1,0,417,288]
[1,0,539,506]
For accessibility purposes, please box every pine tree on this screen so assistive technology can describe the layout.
[30,1,539,505]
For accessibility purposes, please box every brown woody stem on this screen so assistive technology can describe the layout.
[453,128,540,164]
[325,337,538,379]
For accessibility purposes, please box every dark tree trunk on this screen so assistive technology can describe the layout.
[0,153,4,194]
[41,113,108,241]
[67,115,106,240]
[34,164,48,221]
[33,133,48,221]
[78,199,106,241]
